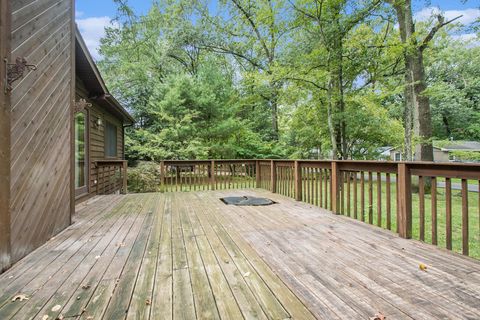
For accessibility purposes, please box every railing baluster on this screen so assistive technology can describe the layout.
[462,179,469,256]
[431,177,437,245]
[353,172,358,219]
[361,171,365,222]
[368,171,373,224]
[396,173,399,234]
[377,172,382,227]
[347,172,351,217]
[317,169,322,208]
[340,171,345,214]
[445,178,452,250]
[386,173,391,230]
[306,167,311,203]
[419,176,425,241]
[309,167,313,204]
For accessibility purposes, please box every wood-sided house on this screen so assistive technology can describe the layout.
[0,1,133,273]
[74,28,134,203]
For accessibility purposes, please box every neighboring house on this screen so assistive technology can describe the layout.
[0,3,132,272]
[378,141,480,163]
[435,141,480,162]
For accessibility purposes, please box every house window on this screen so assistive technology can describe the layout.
[75,111,88,196]
[105,121,117,157]
[394,152,402,161]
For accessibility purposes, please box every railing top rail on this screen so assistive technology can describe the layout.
[94,159,127,164]
[162,159,257,165]
[159,159,480,170]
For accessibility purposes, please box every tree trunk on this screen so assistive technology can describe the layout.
[394,0,434,162]
[411,50,434,161]
[327,20,346,160]
[268,81,280,141]
[327,99,338,160]
[270,95,279,141]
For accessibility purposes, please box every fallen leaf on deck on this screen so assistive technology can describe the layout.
[51,305,62,312]
[82,284,91,290]
[243,272,251,277]
[145,299,151,305]
[419,263,428,271]
[12,294,29,302]
[369,312,386,320]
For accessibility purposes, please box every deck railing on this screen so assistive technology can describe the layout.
[160,160,257,192]
[157,159,479,258]
[94,160,128,195]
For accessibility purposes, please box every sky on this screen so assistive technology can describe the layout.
[75,0,480,60]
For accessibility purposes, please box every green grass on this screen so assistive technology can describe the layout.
[296,176,480,259]
[277,175,480,259]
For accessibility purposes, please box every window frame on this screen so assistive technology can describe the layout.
[74,110,89,198]
[104,120,118,158]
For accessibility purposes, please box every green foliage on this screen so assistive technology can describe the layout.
[425,34,480,140]
[449,151,480,162]
[97,0,480,163]
[127,161,161,193]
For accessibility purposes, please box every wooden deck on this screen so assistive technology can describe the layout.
[0,190,479,319]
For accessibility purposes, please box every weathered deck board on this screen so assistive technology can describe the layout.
[0,190,479,319]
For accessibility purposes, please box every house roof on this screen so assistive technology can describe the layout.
[436,141,480,152]
[75,27,134,125]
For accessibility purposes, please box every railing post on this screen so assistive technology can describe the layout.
[160,161,165,192]
[270,160,276,193]
[122,161,128,194]
[255,160,261,188]
[397,163,412,239]
[210,160,216,190]
[331,161,340,214]
[294,160,302,201]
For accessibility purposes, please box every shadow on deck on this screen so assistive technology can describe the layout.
[0,190,479,319]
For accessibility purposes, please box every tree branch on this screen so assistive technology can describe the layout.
[420,14,463,51]
[284,77,328,91]
[230,0,272,59]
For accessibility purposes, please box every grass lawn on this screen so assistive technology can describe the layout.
[331,177,480,259]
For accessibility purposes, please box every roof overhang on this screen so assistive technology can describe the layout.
[75,27,134,125]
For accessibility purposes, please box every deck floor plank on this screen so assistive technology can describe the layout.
[78,194,152,319]
[0,195,123,300]
[0,196,127,319]
[0,190,479,320]
[171,193,196,320]
[126,194,165,320]
[151,195,173,320]
[24,195,139,320]
[59,195,146,319]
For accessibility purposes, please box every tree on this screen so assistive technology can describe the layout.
[288,0,383,159]
[99,0,280,161]
[195,0,291,140]
[425,33,480,140]
[386,0,461,161]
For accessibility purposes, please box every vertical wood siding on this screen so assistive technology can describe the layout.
[9,0,74,263]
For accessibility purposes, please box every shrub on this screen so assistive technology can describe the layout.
[127,161,161,193]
